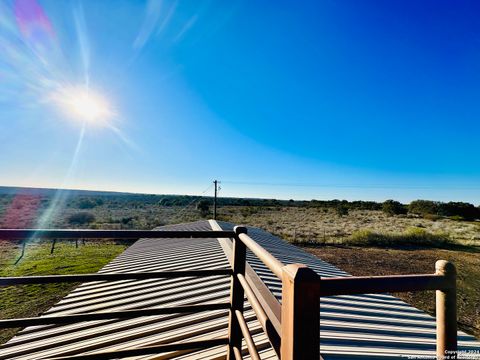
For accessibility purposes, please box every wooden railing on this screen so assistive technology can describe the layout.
[319,260,458,360]
[227,226,320,360]
[0,227,458,360]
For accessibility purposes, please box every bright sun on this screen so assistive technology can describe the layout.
[51,86,115,125]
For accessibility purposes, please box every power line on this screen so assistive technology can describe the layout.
[171,183,214,222]
[220,180,480,190]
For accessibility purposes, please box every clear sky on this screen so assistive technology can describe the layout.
[0,0,479,203]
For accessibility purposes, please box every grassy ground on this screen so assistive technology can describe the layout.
[0,240,128,344]
[1,195,479,343]
[1,194,478,245]
[218,207,480,245]
[304,245,480,340]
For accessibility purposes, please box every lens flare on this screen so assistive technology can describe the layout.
[50,86,115,125]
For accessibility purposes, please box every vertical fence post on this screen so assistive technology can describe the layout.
[227,226,247,360]
[281,264,320,360]
[435,260,457,360]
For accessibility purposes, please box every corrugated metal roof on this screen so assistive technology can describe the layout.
[213,221,480,360]
[1,220,478,359]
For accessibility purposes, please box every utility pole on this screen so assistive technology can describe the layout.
[213,180,218,220]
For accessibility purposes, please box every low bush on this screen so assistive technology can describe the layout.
[336,204,349,217]
[196,200,210,217]
[423,214,442,221]
[382,200,407,216]
[67,212,95,225]
[409,200,439,216]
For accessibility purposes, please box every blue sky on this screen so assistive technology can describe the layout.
[0,0,479,203]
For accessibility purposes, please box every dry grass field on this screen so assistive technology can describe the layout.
[0,193,479,343]
[217,206,480,245]
[1,194,478,247]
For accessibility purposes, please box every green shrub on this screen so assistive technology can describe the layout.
[77,197,103,209]
[423,213,442,221]
[68,212,95,225]
[408,200,480,221]
[196,200,210,217]
[382,200,407,215]
[449,215,464,221]
[408,200,439,216]
[336,204,348,217]
[438,202,479,221]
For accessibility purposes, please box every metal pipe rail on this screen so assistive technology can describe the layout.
[0,229,235,239]
[0,228,238,359]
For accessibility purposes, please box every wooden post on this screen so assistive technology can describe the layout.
[435,260,457,360]
[281,264,320,360]
[227,226,247,360]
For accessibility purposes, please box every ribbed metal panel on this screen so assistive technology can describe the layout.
[1,220,478,359]
[0,221,237,359]
[214,221,480,359]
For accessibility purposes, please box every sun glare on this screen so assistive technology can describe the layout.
[51,86,115,125]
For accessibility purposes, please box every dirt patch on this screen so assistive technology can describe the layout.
[304,245,480,339]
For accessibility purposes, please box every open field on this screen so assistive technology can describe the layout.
[0,190,479,343]
[305,245,480,339]
[218,206,480,245]
[0,191,478,245]
[0,240,128,344]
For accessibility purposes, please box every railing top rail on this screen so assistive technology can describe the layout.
[0,229,236,240]
[235,228,285,279]
[319,273,451,297]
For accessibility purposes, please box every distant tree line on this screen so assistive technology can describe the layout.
[2,187,479,222]
[407,200,480,221]
[380,199,480,221]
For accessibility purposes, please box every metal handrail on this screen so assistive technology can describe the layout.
[0,229,235,239]
[0,228,239,359]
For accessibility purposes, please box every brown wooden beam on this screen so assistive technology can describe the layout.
[281,264,320,360]
[235,310,261,360]
[319,274,449,297]
[227,226,248,360]
[237,273,281,355]
[435,260,457,360]
[237,233,285,279]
